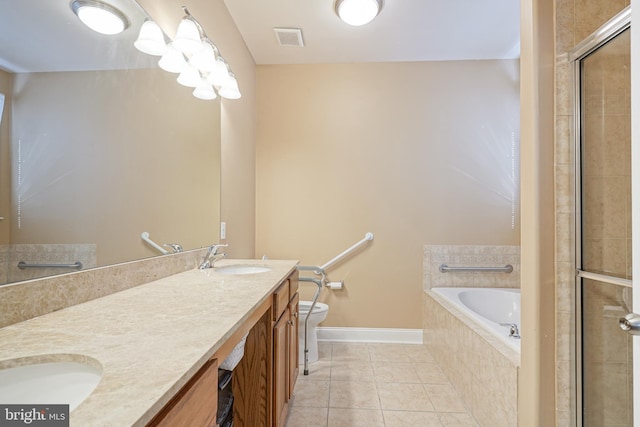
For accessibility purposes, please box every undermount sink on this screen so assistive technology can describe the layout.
[214,264,272,275]
[0,360,102,411]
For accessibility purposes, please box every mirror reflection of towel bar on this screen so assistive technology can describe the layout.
[18,261,83,270]
[439,264,513,273]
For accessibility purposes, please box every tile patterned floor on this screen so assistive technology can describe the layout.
[285,342,479,427]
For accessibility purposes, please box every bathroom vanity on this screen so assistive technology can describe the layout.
[0,259,300,427]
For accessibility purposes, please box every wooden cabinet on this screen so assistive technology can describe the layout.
[272,272,300,427]
[273,309,289,427]
[287,293,299,399]
[148,358,218,427]
[151,268,300,427]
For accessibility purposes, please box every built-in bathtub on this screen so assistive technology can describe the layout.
[424,287,520,426]
[432,287,521,353]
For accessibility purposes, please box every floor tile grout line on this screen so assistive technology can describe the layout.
[288,341,480,426]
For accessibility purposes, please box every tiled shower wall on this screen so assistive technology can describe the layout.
[423,245,520,290]
[554,0,630,424]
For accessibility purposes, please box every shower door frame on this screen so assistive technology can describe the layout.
[571,7,631,427]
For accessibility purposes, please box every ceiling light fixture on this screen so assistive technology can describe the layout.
[133,6,241,101]
[335,0,383,26]
[71,0,129,35]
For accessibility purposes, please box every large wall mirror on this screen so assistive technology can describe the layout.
[0,0,221,285]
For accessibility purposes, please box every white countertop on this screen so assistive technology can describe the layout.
[0,259,298,426]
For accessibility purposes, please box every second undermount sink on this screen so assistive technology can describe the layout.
[214,264,272,275]
[0,360,102,411]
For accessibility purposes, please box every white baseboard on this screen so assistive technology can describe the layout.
[316,327,423,344]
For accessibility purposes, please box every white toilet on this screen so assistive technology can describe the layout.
[298,301,329,364]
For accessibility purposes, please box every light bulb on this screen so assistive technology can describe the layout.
[159,44,187,73]
[134,20,167,56]
[173,17,203,55]
[193,79,217,100]
[177,64,201,88]
[335,0,382,26]
[218,74,241,99]
[190,42,217,73]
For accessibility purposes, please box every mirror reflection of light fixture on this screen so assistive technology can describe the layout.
[71,0,129,35]
[133,6,240,101]
[335,0,383,26]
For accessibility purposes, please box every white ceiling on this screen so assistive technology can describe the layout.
[0,0,155,73]
[222,0,521,65]
[0,0,520,73]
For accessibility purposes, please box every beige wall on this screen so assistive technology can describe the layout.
[0,70,11,244]
[518,0,556,424]
[256,60,520,329]
[138,0,258,259]
[9,68,220,266]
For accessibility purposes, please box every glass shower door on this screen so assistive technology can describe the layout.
[574,13,632,427]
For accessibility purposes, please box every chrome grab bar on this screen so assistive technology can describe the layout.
[18,261,83,270]
[297,267,325,377]
[141,231,169,255]
[320,232,373,271]
[297,232,375,376]
[439,264,513,273]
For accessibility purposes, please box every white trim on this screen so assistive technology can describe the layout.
[316,327,423,344]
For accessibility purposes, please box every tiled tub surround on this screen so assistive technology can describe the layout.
[424,290,519,426]
[423,245,520,290]
[5,243,97,284]
[423,245,519,426]
[0,248,209,328]
[0,259,298,426]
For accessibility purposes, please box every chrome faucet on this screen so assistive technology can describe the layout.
[199,244,228,269]
[499,323,520,339]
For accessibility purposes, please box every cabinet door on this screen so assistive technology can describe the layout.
[273,312,289,427]
[148,358,218,427]
[288,292,299,399]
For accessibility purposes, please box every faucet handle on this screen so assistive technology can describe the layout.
[164,243,184,253]
[499,323,520,339]
[209,244,228,255]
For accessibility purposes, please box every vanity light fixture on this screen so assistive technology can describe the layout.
[217,73,241,100]
[134,20,167,55]
[133,6,241,100]
[158,44,187,73]
[71,0,129,35]
[335,0,383,26]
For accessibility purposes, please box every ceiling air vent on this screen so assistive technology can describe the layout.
[273,27,304,47]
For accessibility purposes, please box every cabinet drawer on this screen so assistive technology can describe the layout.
[273,280,290,321]
[288,270,299,301]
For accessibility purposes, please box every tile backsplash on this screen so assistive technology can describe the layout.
[0,248,207,328]
[3,244,97,284]
[423,245,520,291]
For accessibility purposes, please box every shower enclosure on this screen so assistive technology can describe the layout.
[572,9,632,426]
